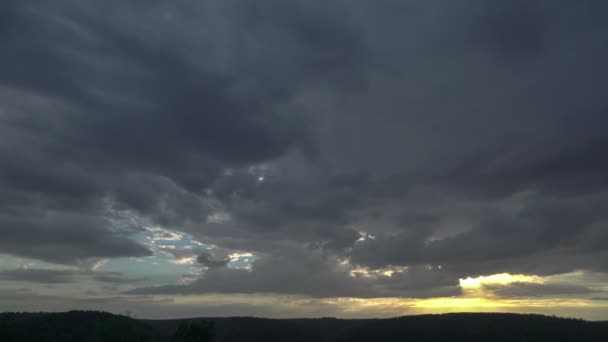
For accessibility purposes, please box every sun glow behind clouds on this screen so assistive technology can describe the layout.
[410,273,603,317]
[410,273,550,314]
[148,293,608,320]
[459,273,544,288]
[456,273,546,302]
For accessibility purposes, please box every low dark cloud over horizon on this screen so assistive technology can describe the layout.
[1,0,608,318]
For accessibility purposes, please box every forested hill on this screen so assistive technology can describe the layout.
[332,313,608,342]
[0,311,160,341]
[1,311,607,341]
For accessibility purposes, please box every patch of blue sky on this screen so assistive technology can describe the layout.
[100,226,212,285]
[227,253,256,270]
[99,226,257,285]
[101,255,191,285]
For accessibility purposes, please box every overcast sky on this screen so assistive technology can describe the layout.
[1,0,608,320]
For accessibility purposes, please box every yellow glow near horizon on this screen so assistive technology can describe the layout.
[106,272,608,320]
[157,293,607,320]
[413,297,514,309]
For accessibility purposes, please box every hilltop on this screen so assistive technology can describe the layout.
[1,311,606,341]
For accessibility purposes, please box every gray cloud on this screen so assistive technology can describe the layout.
[0,211,151,263]
[348,192,608,276]
[196,252,230,269]
[1,0,608,300]
[131,246,460,298]
[0,268,144,285]
[0,0,367,263]
[483,282,598,298]
[92,272,146,285]
[0,269,78,284]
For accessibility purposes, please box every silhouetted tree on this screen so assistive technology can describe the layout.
[171,320,215,342]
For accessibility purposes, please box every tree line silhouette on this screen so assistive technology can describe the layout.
[0,311,606,341]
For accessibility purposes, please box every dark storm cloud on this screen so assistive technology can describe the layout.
[348,192,608,275]
[475,0,546,57]
[1,0,608,299]
[0,211,151,263]
[0,0,367,263]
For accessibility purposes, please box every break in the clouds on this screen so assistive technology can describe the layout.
[1,0,608,318]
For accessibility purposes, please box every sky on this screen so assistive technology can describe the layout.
[1,0,608,320]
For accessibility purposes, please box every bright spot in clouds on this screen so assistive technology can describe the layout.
[459,273,545,288]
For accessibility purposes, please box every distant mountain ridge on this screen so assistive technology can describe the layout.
[1,311,606,341]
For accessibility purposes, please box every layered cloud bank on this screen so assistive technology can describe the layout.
[1,0,608,318]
